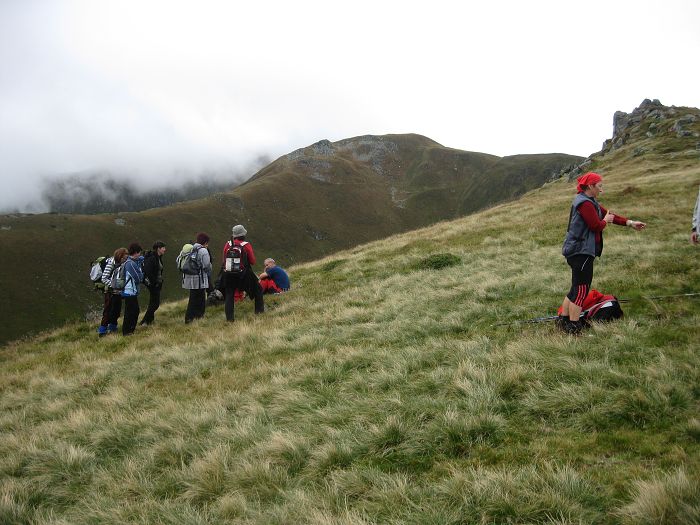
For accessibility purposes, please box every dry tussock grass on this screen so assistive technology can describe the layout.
[618,469,700,524]
[1,153,699,523]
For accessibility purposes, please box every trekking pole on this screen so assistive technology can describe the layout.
[492,293,700,327]
[642,292,700,301]
[618,292,700,303]
[492,315,560,327]
[492,298,615,327]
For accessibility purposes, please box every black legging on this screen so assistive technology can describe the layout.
[107,293,122,327]
[140,287,161,325]
[566,254,594,307]
[122,296,140,335]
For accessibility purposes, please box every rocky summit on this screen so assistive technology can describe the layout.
[558,99,700,182]
[609,98,699,149]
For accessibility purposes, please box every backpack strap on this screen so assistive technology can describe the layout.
[124,259,133,289]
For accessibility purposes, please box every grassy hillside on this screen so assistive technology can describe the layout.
[1,120,698,523]
[0,134,580,345]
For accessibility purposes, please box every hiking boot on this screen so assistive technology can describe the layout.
[98,325,108,337]
[563,319,583,335]
[554,315,567,331]
[108,324,118,333]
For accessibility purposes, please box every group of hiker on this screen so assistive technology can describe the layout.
[92,173,698,338]
[92,224,290,336]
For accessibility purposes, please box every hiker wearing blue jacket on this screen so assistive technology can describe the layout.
[121,242,145,336]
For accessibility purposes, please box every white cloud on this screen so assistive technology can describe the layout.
[1,0,699,211]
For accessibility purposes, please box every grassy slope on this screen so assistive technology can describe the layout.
[1,131,698,523]
[0,134,580,345]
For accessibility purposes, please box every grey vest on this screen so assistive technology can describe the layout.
[562,193,603,258]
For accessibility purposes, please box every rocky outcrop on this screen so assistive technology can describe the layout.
[312,139,335,156]
[557,99,700,182]
[671,114,698,137]
[607,98,699,150]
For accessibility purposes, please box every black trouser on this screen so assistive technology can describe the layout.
[122,296,140,335]
[100,293,112,327]
[107,294,122,327]
[140,287,161,325]
[566,254,594,307]
[224,273,264,321]
[185,289,207,322]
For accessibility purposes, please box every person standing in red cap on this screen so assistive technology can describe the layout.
[559,172,646,334]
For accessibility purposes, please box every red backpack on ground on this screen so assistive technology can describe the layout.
[558,289,624,321]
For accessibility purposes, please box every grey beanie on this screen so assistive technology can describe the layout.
[232,224,247,237]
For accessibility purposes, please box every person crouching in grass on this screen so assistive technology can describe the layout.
[258,258,290,294]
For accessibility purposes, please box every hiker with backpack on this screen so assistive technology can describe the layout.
[121,243,145,336]
[258,258,290,294]
[90,254,109,335]
[559,172,646,334]
[139,241,166,326]
[221,224,264,322]
[691,185,700,245]
[97,247,127,337]
[180,232,212,323]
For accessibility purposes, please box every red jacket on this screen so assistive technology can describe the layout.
[221,239,256,270]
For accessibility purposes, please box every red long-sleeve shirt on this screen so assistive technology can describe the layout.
[578,201,628,244]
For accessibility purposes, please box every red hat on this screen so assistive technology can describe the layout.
[576,172,602,193]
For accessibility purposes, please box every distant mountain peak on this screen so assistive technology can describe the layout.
[285,134,440,164]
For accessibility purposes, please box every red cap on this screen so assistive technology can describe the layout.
[576,172,602,193]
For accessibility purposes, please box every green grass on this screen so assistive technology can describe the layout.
[414,252,462,270]
[1,135,699,523]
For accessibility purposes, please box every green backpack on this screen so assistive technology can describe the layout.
[177,244,202,276]
[110,262,127,291]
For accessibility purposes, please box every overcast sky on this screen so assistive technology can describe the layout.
[1,0,699,212]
